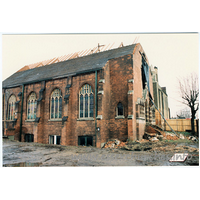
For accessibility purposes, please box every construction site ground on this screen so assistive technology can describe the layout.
[2,136,199,167]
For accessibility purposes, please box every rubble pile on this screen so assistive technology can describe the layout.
[102,126,199,153]
[188,136,198,141]
[103,139,127,149]
[143,132,165,141]
[162,132,179,140]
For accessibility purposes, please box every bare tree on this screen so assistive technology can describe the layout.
[178,73,199,135]
[176,107,191,119]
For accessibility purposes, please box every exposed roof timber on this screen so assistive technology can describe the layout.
[119,42,124,47]
[65,53,73,60]
[70,52,79,59]
[69,52,78,59]
[61,55,68,61]
[19,42,127,72]
[98,43,105,52]
[48,57,57,65]
[100,44,108,52]
[85,48,92,56]
[104,43,110,51]
[90,46,98,54]
[133,36,140,44]
[78,49,85,57]
[93,47,99,54]
[109,43,115,50]
[3,44,137,88]
[58,55,64,61]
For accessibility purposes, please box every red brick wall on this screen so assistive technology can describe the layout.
[132,44,145,140]
[132,44,154,140]
[105,54,134,142]
[68,72,96,146]
[3,44,154,147]
[3,86,22,140]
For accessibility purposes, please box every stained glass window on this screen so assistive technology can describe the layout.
[11,102,14,120]
[59,97,62,118]
[27,92,37,120]
[31,100,34,119]
[50,89,62,119]
[28,101,31,119]
[79,84,94,118]
[7,95,16,120]
[8,104,11,119]
[90,94,94,117]
[80,94,83,118]
[34,101,37,119]
[51,98,54,118]
[85,94,88,117]
[55,97,58,118]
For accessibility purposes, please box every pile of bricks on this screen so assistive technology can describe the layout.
[103,140,127,149]
[162,132,179,140]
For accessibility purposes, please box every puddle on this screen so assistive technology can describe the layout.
[3,162,42,167]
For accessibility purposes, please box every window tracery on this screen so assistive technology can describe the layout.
[27,92,37,120]
[79,84,94,118]
[7,95,16,120]
[50,89,62,119]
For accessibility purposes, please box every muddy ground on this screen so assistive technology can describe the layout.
[2,138,199,167]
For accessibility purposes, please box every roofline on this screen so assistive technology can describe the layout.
[2,67,103,89]
[3,43,138,89]
[20,43,138,71]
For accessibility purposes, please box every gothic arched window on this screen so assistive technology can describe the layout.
[27,92,37,120]
[116,102,124,116]
[50,89,62,119]
[7,95,16,120]
[79,84,94,118]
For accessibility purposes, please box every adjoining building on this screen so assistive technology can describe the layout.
[151,66,170,128]
[2,43,169,147]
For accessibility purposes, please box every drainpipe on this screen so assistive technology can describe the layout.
[95,70,97,147]
[19,84,24,142]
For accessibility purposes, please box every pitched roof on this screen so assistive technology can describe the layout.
[3,44,137,88]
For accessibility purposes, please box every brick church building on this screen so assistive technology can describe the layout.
[2,43,166,148]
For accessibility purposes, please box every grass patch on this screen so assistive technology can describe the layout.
[164,139,197,144]
[166,131,196,137]
[177,132,193,136]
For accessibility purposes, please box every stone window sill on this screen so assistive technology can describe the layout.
[128,115,134,119]
[25,119,35,122]
[136,117,145,121]
[77,117,94,121]
[115,116,125,119]
[48,119,62,122]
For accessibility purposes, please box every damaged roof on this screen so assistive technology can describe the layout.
[3,44,137,88]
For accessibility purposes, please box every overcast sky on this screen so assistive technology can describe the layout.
[1,0,200,196]
[2,33,199,117]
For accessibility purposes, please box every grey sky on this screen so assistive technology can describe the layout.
[2,33,199,117]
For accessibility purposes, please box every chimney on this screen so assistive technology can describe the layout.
[154,66,158,82]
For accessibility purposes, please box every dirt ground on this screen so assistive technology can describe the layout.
[2,138,199,167]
